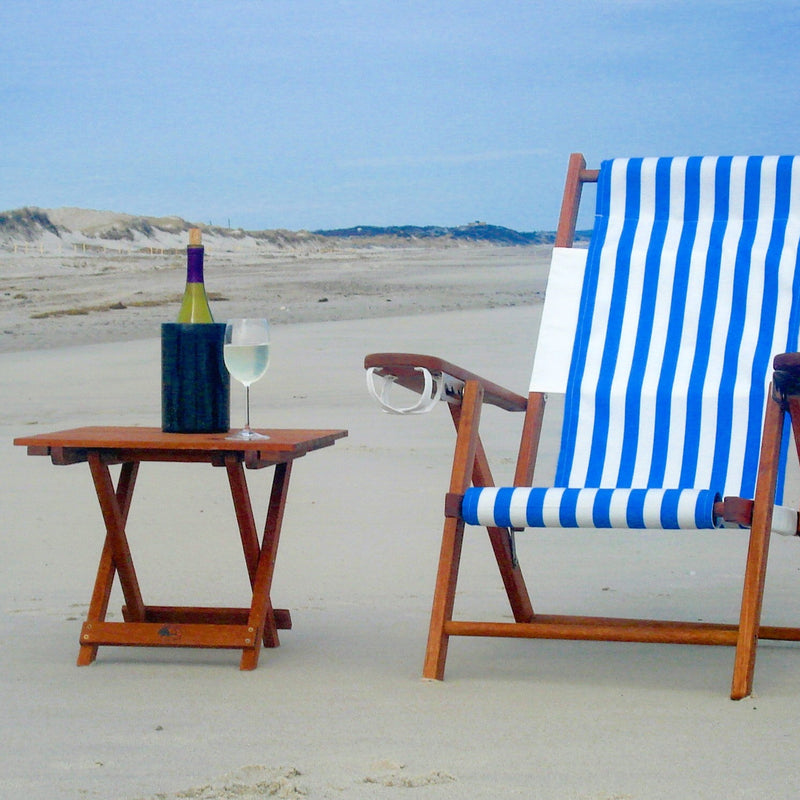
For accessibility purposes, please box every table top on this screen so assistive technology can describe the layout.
[14,426,348,467]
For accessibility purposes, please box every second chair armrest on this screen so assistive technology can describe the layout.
[773,352,800,402]
[364,352,528,412]
[774,352,800,369]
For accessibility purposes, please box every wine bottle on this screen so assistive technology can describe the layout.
[177,227,214,323]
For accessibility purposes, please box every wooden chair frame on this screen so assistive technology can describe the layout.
[365,153,800,698]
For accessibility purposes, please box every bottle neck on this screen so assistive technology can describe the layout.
[186,246,204,283]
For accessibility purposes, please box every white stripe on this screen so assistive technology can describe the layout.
[476,488,499,525]
[721,156,800,494]
[662,157,717,485]
[773,157,800,358]
[541,488,566,527]
[772,160,800,360]
[630,157,687,485]
[777,159,800,350]
[720,157,774,492]
[642,488,667,526]
[568,159,628,484]
[508,488,531,528]
[677,489,701,527]
[760,157,800,504]
[600,158,657,486]
[694,158,747,487]
[608,489,632,527]
[574,488,599,526]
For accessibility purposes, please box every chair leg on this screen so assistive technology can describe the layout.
[731,518,771,700]
[473,440,534,622]
[452,404,536,624]
[424,380,484,680]
[731,391,784,699]
[423,516,466,680]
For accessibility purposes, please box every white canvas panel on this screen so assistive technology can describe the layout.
[529,247,588,393]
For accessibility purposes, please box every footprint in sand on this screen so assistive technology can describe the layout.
[363,759,456,788]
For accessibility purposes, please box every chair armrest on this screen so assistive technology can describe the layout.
[773,352,800,401]
[364,352,528,412]
[773,352,800,371]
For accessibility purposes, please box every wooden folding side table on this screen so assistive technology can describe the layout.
[13,426,347,669]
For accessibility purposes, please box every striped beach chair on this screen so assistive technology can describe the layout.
[365,153,800,698]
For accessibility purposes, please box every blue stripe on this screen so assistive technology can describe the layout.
[778,419,792,505]
[558,488,581,526]
[625,488,648,528]
[592,488,614,527]
[680,157,731,487]
[649,157,701,486]
[696,490,720,528]
[776,159,800,503]
[618,157,671,486]
[779,226,800,501]
[710,156,761,492]
[784,159,800,345]
[741,156,796,501]
[660,489,682,528]
[492,487,516,528]
[525,488,548,527]
[584,159,642,485]
[741,157,783,498]
[556,160,615,485]
[461,488,481,525]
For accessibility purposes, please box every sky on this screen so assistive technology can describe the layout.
[1,0,799,233]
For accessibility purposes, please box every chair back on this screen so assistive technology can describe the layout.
[533,156,800,499]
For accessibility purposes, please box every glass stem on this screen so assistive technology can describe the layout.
[245,384,251,431]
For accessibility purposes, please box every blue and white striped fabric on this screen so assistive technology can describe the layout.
[468,156,800,531]
[462,487,719,529]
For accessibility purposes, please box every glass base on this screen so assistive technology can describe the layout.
[226,427,270,441]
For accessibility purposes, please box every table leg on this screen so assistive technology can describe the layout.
[76,451,298,667]
[226,456,261,585]
[251,461,292,651]
[79,458,141,665]
[226,458,293,670]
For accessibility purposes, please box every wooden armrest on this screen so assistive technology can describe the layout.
[773,352,800,401]
[364,352,528,412]
[773,352,800,371]
[714,497,754,527]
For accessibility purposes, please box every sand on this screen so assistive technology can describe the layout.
[3,244,800,799]
[0,238,548,353]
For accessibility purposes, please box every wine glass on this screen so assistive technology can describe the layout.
[224,318,271,440]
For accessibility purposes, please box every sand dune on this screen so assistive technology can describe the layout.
[0,243,550,352]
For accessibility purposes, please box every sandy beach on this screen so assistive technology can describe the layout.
[3,244,800,799]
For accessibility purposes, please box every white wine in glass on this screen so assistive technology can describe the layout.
[224,318,271,440]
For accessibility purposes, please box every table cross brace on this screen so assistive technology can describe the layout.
[78,454,293,669]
